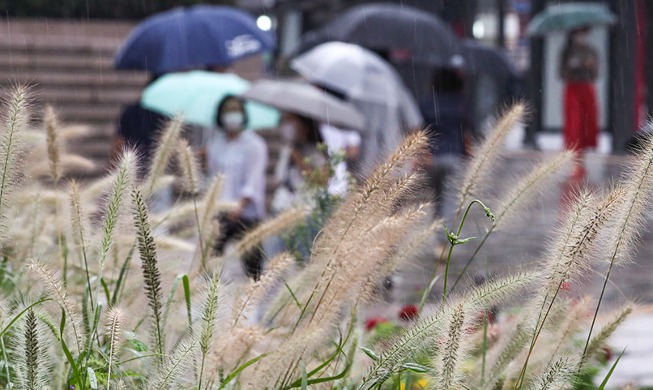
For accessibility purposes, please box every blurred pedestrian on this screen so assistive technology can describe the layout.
[419,67,472,220]
[111,75,168,173]
[111,74,174,213]
[203,95,268,279]
[559,27,599,177]
[272,112,330,214]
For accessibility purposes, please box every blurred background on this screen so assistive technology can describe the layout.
[0,0,650,168]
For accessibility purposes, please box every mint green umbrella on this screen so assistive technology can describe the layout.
[527,3,616,36]
[141,70,280,129]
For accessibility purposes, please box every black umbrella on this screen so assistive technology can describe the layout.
[298,3,462,66]
[462,40,522,129]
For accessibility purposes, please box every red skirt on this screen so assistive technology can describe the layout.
[563,82,599,151]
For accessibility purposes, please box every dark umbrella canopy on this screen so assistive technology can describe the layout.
[114,5,275,74]
[298,3,462,66]
[462,40,522,130]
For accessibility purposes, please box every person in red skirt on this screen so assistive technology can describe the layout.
[559,27,599,177]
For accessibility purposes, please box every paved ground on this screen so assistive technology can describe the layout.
[387,127,653,388]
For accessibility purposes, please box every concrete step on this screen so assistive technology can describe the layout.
[0,70,147,89]
[0,51,117,72]
[35,88,141,106]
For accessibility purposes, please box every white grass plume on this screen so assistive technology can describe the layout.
[106,306,124,390]
[12,308,50,390]
[457,103,525,213]
[176,138,200,195]
[132,188,165,363]
[492,150,574,229]
[95,150,137,313]
[531,357,574,390]
[360,271,538,389]
[434,302,468,389]
[44,105,61,184]
[147,338,197,390]
[0,86,29,243]
[27,260,82,351]
[606,129,653,266]
[143,116,183,198]
[230,207,308,258]
[198,270,221,388]
[581,304,633,370]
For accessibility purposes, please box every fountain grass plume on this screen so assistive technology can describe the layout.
[580,304,633,370]
[176,138,200,196]
[132,188,165,364]
[532,357,574,390]
[147,338,197,390]
[311,131,429,262]
[44,105,61,184]
[604,129,653,267]
[232,252,294,329]
[231,207,308,258]
[434,302,468,389]
[493,151,574,229]
[13,308,49,390]
[480,322,531,389]
[516,187,623,388]
[0,86,29,243]
[457,103,525,214]
[27,260,82,351]
[69,180,93,309]
[359,271,538,389]
[143,116,183,198]
[198,270,221,389]
[106,306,124,390]
[95,150,136,317]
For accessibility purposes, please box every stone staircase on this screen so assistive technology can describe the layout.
[0,19,146,175]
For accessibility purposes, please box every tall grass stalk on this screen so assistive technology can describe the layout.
[582,132,653,365]
[198,270,220,389]
[132,188,166,364]
[0,86,28,243]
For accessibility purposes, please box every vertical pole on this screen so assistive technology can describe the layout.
[498,0,506,48]
[645,0,653,119]
[523,0,545,148]
[609,0,637,154]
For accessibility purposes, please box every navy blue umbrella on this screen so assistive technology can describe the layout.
[114,5,275,74]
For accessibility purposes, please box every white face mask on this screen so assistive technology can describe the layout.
[222,111,245,130]
[280,122,296,143]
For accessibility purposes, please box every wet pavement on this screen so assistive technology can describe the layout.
[388,129,653,388]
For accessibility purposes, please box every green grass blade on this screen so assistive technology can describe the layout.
[598,347,626,389]
[218,353,269,390]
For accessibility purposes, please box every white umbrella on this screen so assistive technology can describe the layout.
[241,79,365,130]
[291,42,403,105]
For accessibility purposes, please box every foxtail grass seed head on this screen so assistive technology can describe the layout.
[176,138,200,195]
[606,130,653,266]
[458,103,525,210]
[0,86,29,242]
[44,105,61,184]
[143,116,184,197]
[132,188,165,362]
[13,308,49,390]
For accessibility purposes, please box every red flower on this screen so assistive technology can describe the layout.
[365,317,387,331]
[561,281,571,291]
[398,304,419,321]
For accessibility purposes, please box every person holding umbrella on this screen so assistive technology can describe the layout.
[203,95,268,279]
[527,3,616,176]
[559,27,599,176]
